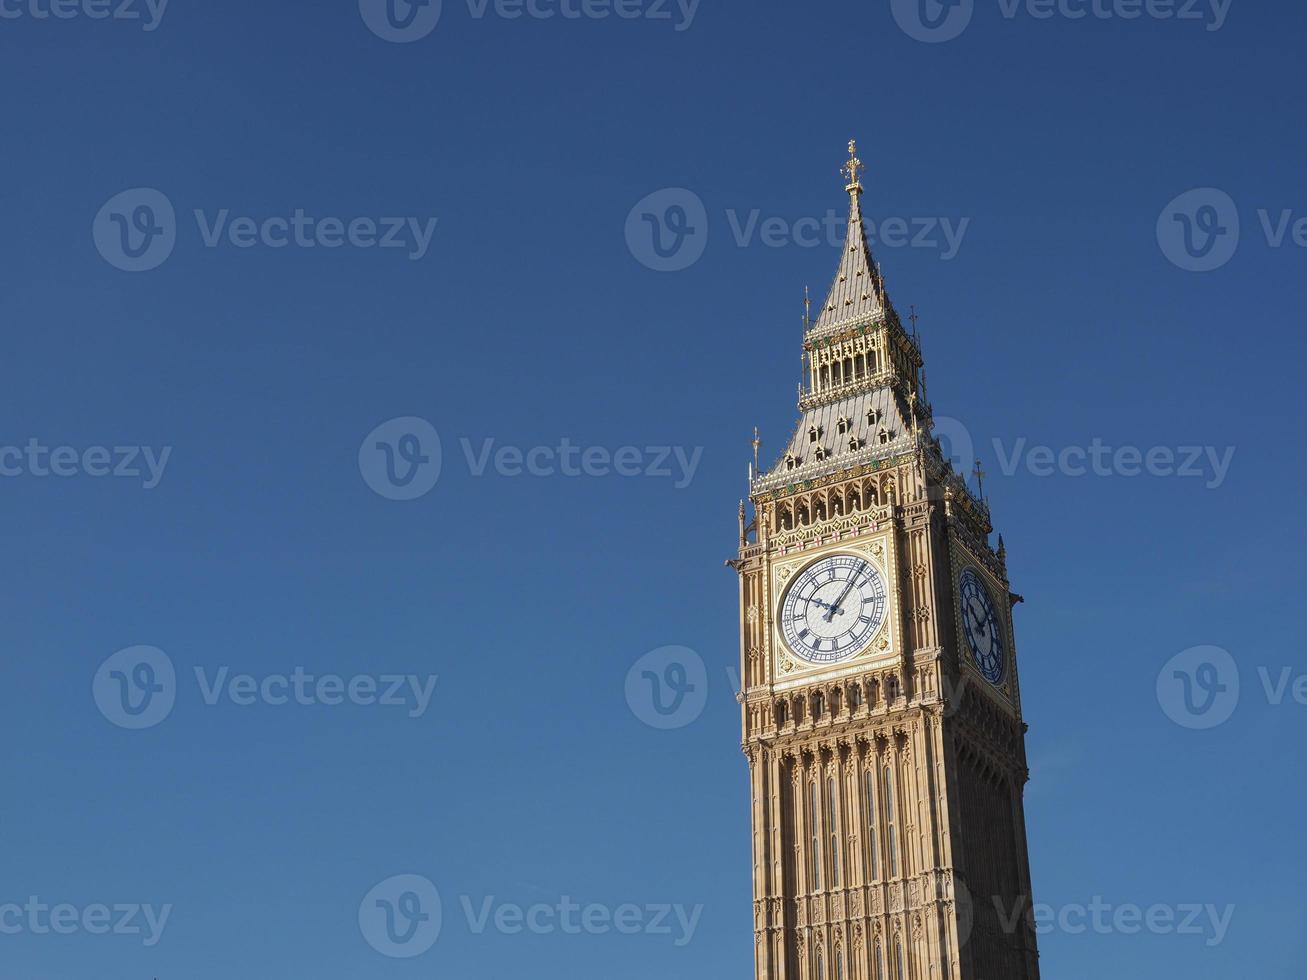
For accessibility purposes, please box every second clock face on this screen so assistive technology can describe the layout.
[959,566,1005,685]
[780,553,888,665]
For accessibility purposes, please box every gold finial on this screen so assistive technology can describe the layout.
[973,458,987,499]
[842,139,865,195]
[752,426,761,471]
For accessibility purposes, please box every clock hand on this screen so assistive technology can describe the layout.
[824,567,863,622]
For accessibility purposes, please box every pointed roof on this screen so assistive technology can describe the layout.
[811,141,887,335]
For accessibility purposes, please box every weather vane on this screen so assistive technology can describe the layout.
[973,458,987,499]
[842,139,864,193]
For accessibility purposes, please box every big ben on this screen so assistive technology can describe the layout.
[731,142,1041,980]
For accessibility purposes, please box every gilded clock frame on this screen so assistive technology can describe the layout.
[769,529,900,691]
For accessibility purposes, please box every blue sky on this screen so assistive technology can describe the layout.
[1,1,1304,978]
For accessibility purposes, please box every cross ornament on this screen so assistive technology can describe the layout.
[842,139,864,191]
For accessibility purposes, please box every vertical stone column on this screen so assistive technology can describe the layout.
[752,746,770,980]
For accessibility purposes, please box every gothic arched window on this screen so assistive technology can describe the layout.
[885,766,900,878]
[894,937,906,980]
[809,780,823,890]
[827,775,842,888]
[864,768,879,881]
[875,940,886,980]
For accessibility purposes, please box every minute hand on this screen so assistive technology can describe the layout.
[824,572,861,622]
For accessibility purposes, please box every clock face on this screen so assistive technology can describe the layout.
[959,567,1005,685]
[780,553,888,665]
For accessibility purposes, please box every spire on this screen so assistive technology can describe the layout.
[812,139,887,334]
[842,139,864,196]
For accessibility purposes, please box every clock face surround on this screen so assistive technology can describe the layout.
[780,553,888,665]
[959,566,1005,685]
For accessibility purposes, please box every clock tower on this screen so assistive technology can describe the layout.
[731,142,1041,980]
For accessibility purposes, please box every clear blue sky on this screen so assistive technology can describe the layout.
[1,1,1304,978]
